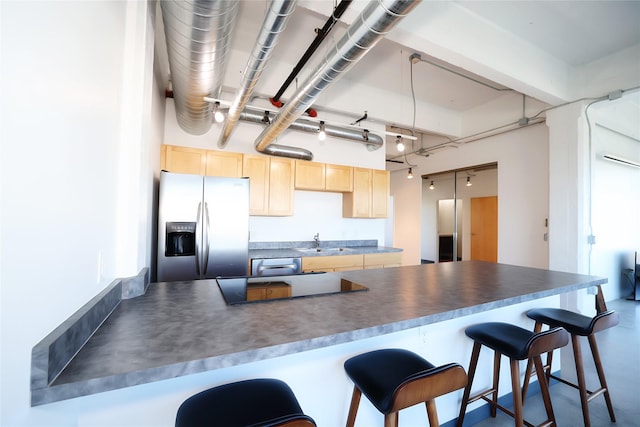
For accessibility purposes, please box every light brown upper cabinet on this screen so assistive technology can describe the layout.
[342,168,389,218]
[371,169,390,218]
[162,145,207,175]
[295,161,353,192]
[162,145,242,178]
[294,161,325,190]
[205,150,243,177]
[325,163,353,192]
[243,154,294,216]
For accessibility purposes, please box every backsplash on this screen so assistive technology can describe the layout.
[249,239,378,250]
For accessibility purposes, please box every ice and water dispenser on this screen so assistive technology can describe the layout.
[165,222,196,257]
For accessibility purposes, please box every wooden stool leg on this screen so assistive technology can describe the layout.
[384,411,398,427]
[457,342,482,427]
[522,321,543,402]
[425,400,439,427]
[509,358,524,427]
[571,334,591,427]
[345,386,361,427]
[491,351,501,417]
[534,354,557,425]
[588,334,616,422]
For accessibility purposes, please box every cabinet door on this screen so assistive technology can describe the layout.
[325,164,353,192]
[295,160,325,190]
[268,157,294,216]
[343,168,371,218]
[205,151,243,177]
[242,154,270,215]
[163,145,206,175]
[371,169,389,218]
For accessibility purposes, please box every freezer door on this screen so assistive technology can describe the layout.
[203,177,249,278]
[157,171,204,282]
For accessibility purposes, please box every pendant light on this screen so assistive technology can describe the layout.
[429,180,434,190]
[466,176,472,186]
[396,135,405,152]
[318,121,326,141]
[213,102,225,123]
[407,168,413,179]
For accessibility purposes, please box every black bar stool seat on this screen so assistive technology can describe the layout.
[523,292,619,427]
[175,378,316,427]
[344,348,467,427]
[457,322,569,427]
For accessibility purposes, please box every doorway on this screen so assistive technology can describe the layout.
[421,163,498,263]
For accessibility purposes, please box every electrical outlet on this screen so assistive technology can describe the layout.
[419,326,429,344]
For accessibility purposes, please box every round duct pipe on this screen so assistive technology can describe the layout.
[238,109,383,151]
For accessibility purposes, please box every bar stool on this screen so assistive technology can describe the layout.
[175,378,316,427]
[456,322,569,427]
[523,286,619,427]
[343,348,468,427]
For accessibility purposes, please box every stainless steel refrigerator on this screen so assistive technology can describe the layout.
[157,171,249,282]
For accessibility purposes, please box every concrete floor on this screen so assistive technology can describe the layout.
[465,298,639,427]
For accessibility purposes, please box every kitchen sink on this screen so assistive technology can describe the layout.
[294,247,352,253]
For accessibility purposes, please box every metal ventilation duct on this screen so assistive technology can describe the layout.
[161,0,238,135]
[218,0,297,149]
[254,0,421,157]
[237,108,383,159]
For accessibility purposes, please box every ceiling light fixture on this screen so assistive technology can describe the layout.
[466,176,472,186]
[213,101,225,123]
[318,121,326,141]
[407,168,413,179]
[396,135,405,152]
[429,180,434,190]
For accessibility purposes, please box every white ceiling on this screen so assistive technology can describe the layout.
[173,1,640,162]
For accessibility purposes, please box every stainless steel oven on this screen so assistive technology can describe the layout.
[251,257,302,276]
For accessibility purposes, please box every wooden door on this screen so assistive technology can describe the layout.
[470,196,498,262]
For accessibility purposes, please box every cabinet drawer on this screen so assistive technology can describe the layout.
[302,254,363,271]
[363,252,402,268]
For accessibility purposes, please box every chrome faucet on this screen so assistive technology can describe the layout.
[313,233,320,248]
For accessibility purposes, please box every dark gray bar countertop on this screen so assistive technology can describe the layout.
[31,261,606,405]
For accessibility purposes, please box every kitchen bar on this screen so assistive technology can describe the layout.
[31,261,606,416]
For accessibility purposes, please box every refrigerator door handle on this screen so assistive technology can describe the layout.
[202,202,211,276]
[195,202,202,276]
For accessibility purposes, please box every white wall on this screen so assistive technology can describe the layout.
[393,124,550,268]
[588,98,640,299]
[0,1,161,425]
[547,93,640,304]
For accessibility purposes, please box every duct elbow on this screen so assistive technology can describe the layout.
[257,143,313,161]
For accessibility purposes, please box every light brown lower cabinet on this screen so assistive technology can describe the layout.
[301,254,363,272]
[363,252,402,269]
[246,283,292,301]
